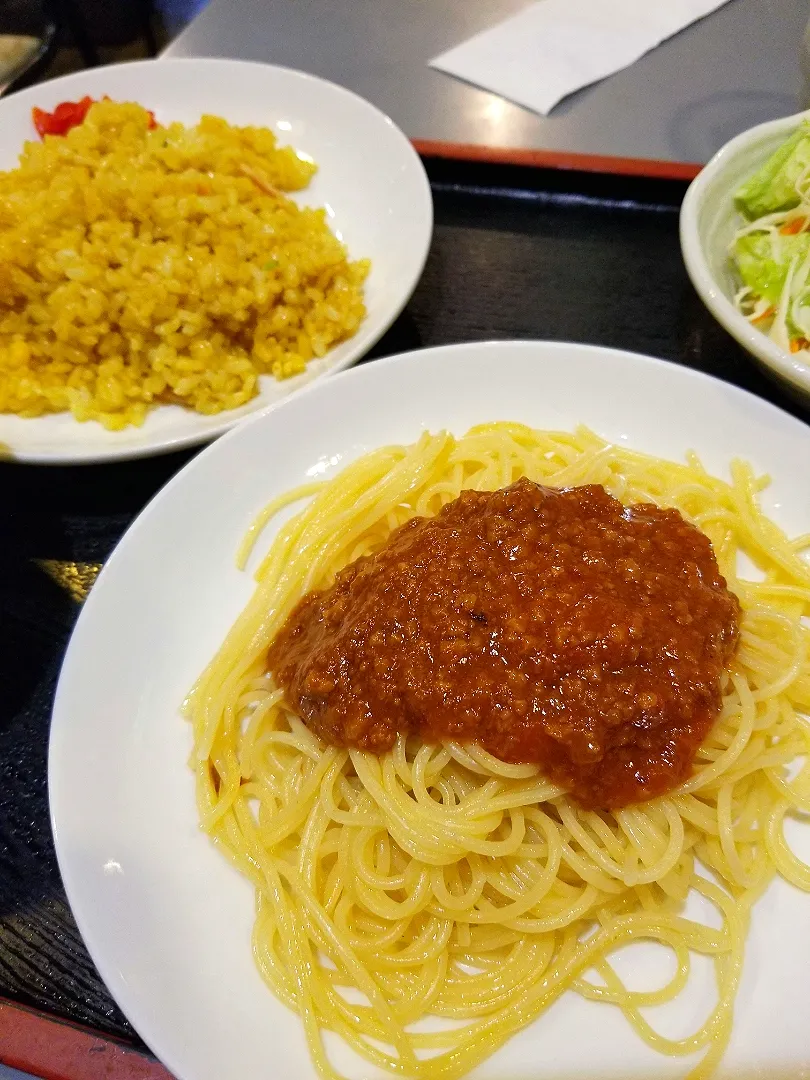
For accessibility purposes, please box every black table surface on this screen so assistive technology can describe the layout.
[1,156,807,1053]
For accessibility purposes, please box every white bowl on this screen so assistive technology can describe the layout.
[0,58,433,463]
[680,109,810,403]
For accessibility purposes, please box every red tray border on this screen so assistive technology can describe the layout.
[411,138,702,181]
[0,999,171,1079]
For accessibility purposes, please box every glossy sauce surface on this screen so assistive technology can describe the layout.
[268,480,740,808]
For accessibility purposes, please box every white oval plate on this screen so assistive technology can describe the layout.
[0,58,432,464]
[50,342,810,1080]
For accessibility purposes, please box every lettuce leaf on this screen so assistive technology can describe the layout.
[735,122,810,219]
[733,231,810,304]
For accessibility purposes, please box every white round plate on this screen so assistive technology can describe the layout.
[0,58,432,464]
[50,341,810,1080]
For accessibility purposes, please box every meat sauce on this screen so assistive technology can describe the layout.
[267,479,741,809]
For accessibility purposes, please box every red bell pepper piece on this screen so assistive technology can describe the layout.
[31,97,158,138]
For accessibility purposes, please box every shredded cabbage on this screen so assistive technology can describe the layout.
[730,126,810,357]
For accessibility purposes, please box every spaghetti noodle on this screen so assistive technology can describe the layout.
[186,423,810,1080]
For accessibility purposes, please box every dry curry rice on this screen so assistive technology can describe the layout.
[0,100,370,430]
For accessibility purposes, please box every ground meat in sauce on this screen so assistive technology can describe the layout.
[267,479,741,809]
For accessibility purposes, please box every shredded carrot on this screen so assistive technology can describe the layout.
[751,306,775,324]
[790,337,810,352]
[780,216,807,235]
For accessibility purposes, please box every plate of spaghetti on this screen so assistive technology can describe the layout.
[50,341,810,1080]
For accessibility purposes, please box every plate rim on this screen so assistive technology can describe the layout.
[48,339,810,1079]
[1,56,433,466]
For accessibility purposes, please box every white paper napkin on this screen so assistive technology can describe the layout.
[430,0,734,116]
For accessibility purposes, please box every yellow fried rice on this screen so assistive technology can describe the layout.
[0,101,369,429]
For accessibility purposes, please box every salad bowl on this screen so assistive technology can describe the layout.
[680,110,810,403]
